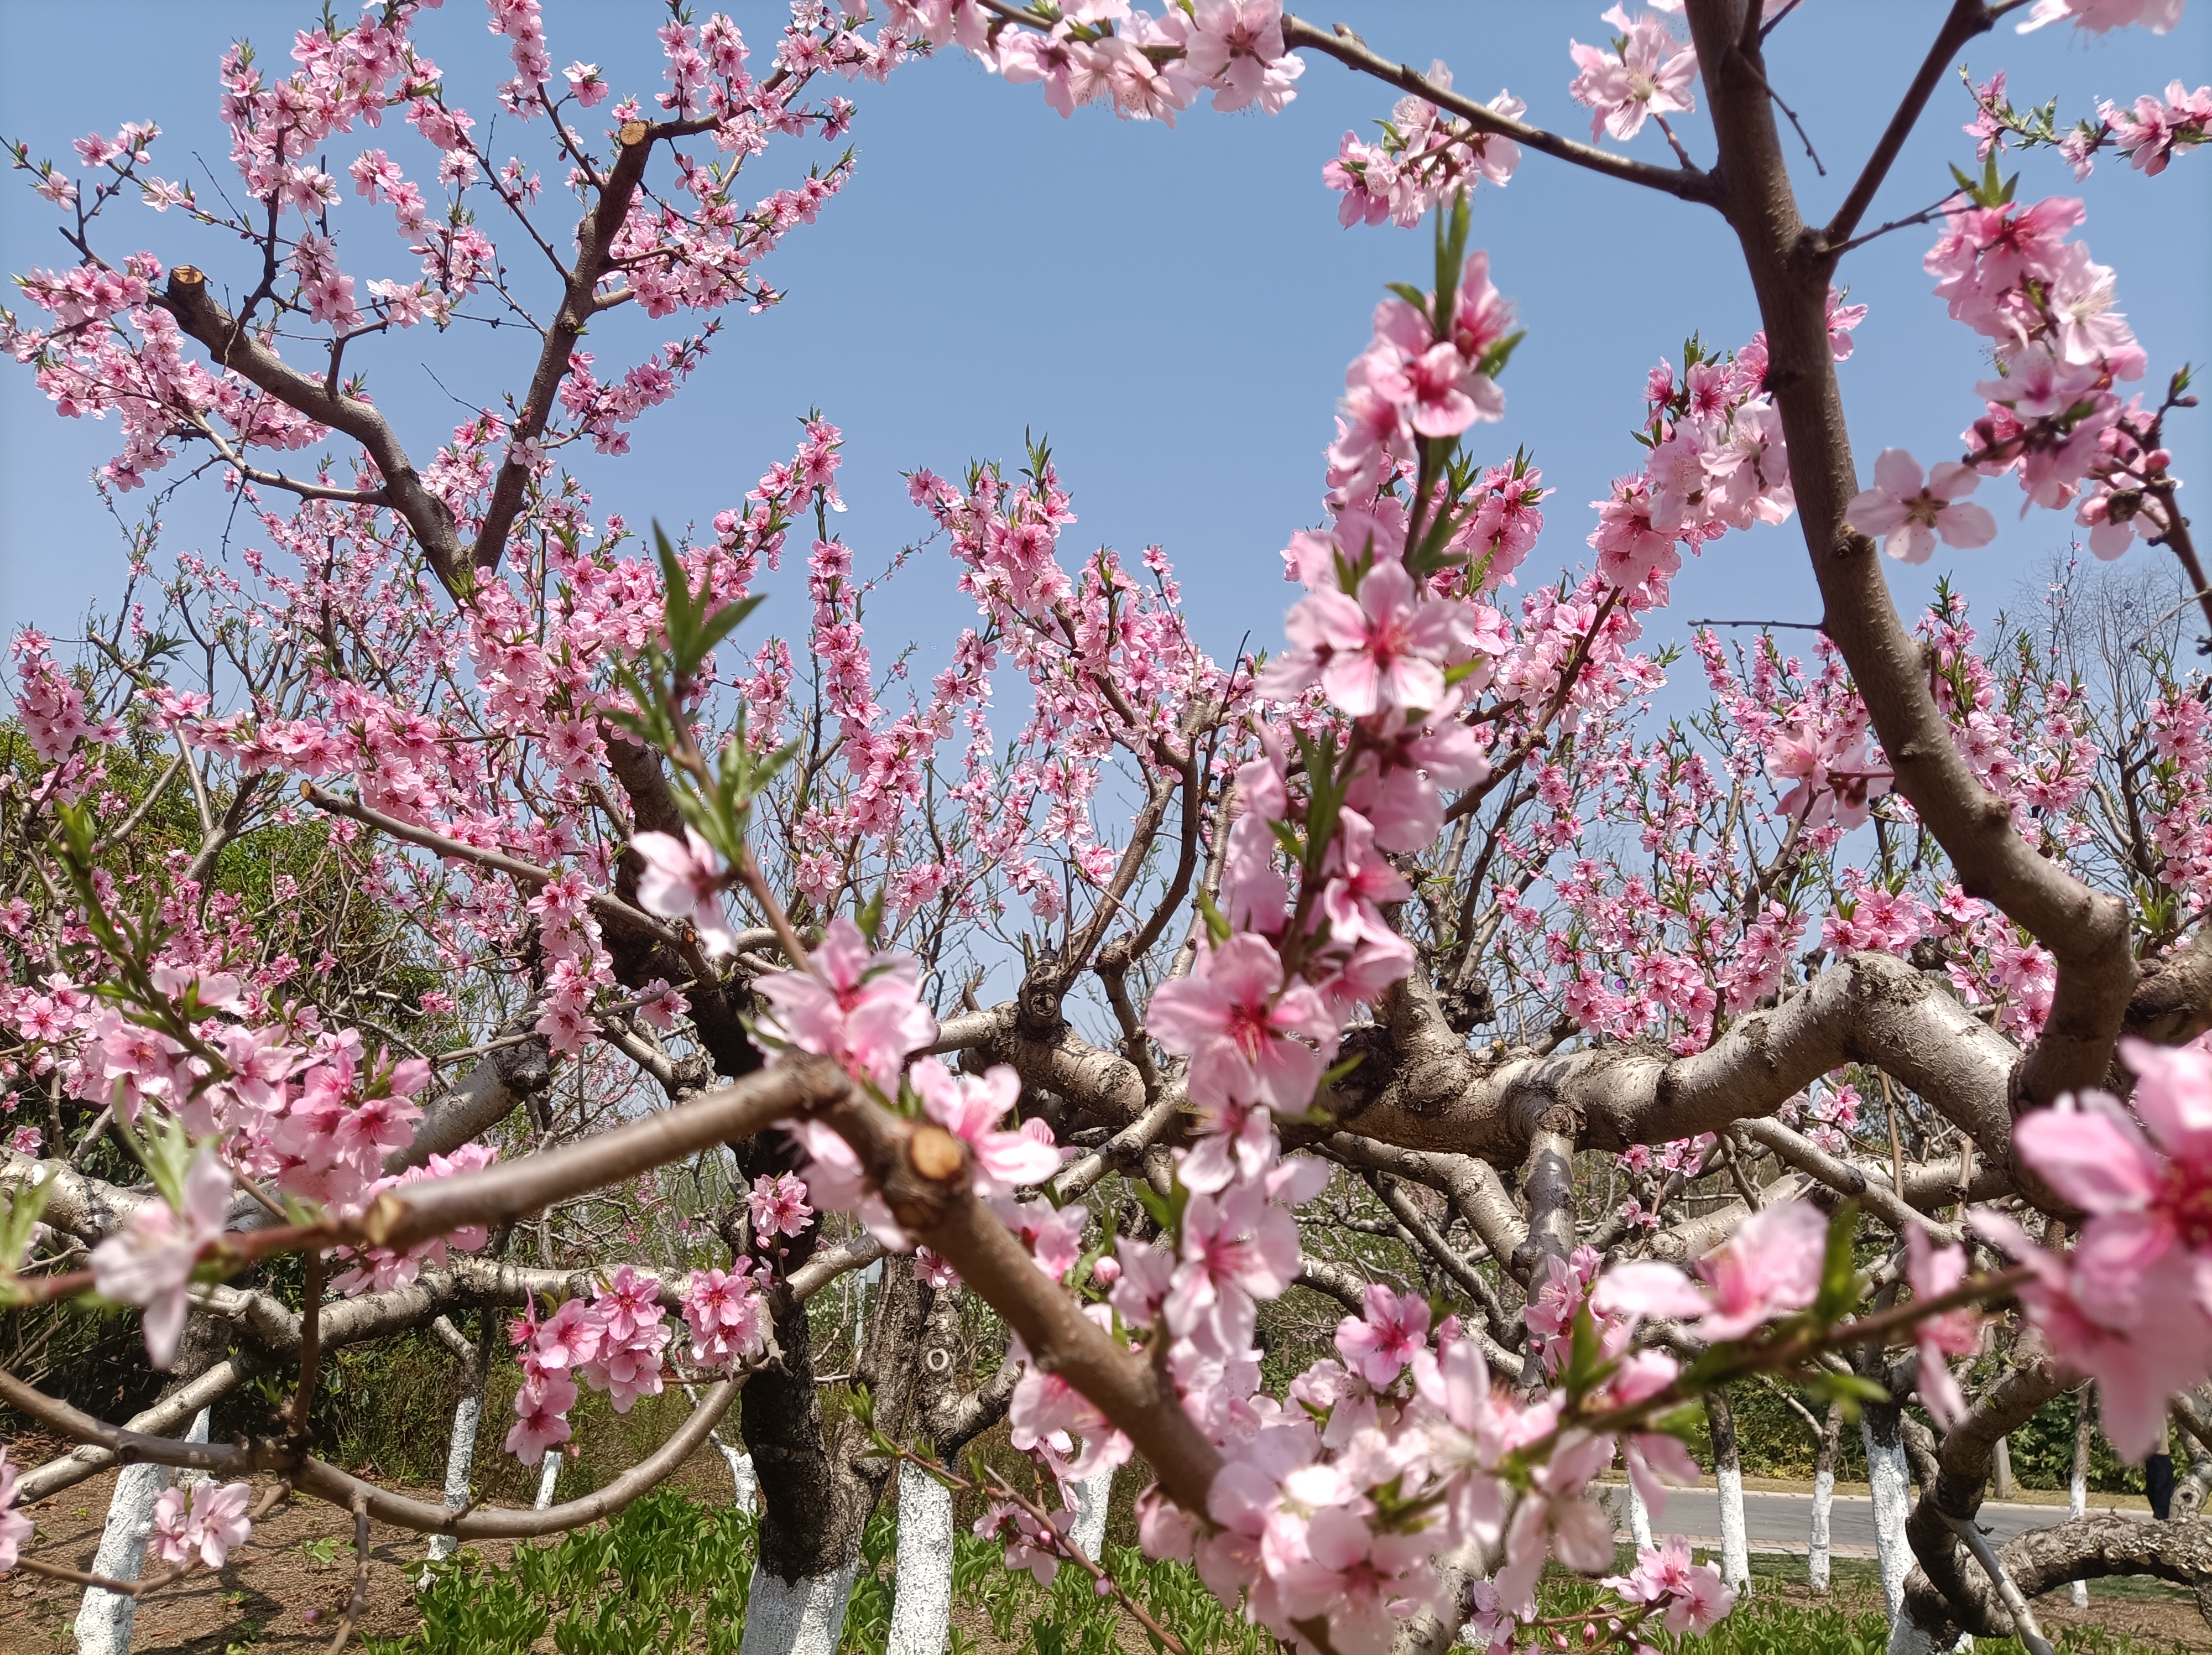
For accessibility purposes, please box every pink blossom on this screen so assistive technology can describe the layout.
[748,1171,815,1240]
[1844,450,1998,564]
[1568,7,1698,143]
[2016,0,2184,34]
[1603,1534,1736,1634]
[1907,1225,1980,1428]
[912,1059,1061,1195]
[755,918,937,1096]
[629,828,739,955]
[1332,1281,1432,1388]
[1496,1430,1616,1612]
[1261,559,1472,717]
[1274,1505,1437,1655]
[1693,1200,1828,1341]
[150,1479,253,1569]
[1146,933,1337,1112]
[91,1148,232,1368]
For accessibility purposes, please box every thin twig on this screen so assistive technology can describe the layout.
[325,1491,373,1654]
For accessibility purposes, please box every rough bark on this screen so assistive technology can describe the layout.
[1898,1349,2069,1642]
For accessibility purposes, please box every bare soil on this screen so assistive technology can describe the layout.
[1,1451,519,1655]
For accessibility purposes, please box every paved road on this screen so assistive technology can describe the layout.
[1601,1486,2147,1558]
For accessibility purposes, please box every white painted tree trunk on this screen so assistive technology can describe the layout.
[76,1409,207,1654]
[2069,1390,2091,1608]
[713,1432,757,1510]
[886,1461,955,1655]
[1865,1413,1914,1620]
[1704,1390,1749,1592]
[1885,1615,1946,1655]
[76,1450,165,1648]
[1070,1464,1114,1560]
[1715,1461,1750,1592]
[76,1460,166,1655]
[534,1450,562,1511]
[1624,1478,1653,1549]
[737,1562,860,1655]
[1808,1466,1835,1594]
[425,1390,484,1565]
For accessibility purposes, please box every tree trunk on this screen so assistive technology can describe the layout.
[422,1390,483,1568]
[426,1313,494,1567]
[1993,1435,2013,1501]
[76,1408,207,1655]
[534,1450,562,1511]
[1069,1465,1114,1561]
[1809,1402,1843,1595]
[1625,1477,1654,1550]
[742,1238,930,1655]
[77,1318,221,1654]
[886,1283,1017,1655]
[1865,1400,1914,1620]
[2070,1387,2091,1608]
[885,1462,955,1655]
[714,1432,758,1510]
[1707,1389,1750,1592]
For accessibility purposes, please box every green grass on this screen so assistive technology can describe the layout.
[363,1490,2193,1655]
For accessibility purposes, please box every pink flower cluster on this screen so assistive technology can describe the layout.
[1979,1037,2212,1458]
[1323,69,1524,228]
[1588,316,1817,603]
[150,1480,253,1570]
[1927,194,2169,557]
[2096,80,2212,175]
[1567,6,1698,144]
[504,1263,739,1464]
[1328,251,1515,497]
[980,0,1303,125]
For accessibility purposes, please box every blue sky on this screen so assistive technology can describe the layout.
[2,1,2207,686]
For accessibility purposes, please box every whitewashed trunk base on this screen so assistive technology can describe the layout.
[1808,1467,1835,1594]
[1070,1465,1114,1560]
[75,1460,168,1655]
[425,1391,483,1566]
[534,1451,562,1511]
[76,1410,204,1654]
[886,1462,955,1655]
[1865,1418,1914,1620]
[1625,1480,1653,1550]
[1715,1463,1750,1591]
[714,1435,758,1510]
[738,1562,860,1655]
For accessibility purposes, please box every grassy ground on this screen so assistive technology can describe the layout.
[3,1481,2200,1655]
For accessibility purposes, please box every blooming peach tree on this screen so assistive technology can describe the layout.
[2,3,2211,1655]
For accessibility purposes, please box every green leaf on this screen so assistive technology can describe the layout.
[688,592,766,668]
[1193,888,1232,949]
[1317,1051,1365,1089]
[857,885,886,946]
[1812,1199,1863,1324]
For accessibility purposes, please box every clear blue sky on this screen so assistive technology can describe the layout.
[2,2,2207,682]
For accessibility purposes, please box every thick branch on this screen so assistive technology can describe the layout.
[365,1058,852,1252]
[1682,1,2138,1113]
[1322,952,2016,1169]
[158,268,466,592]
